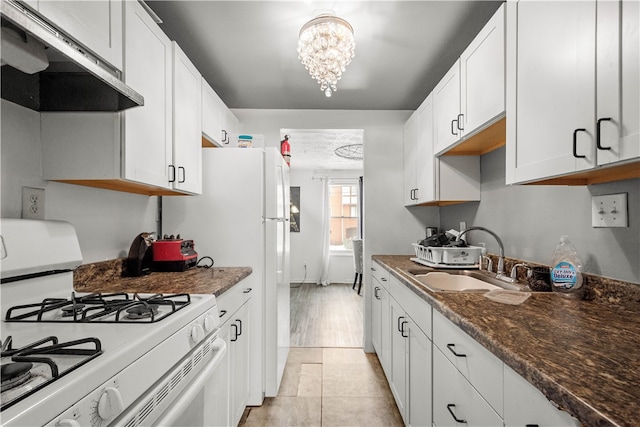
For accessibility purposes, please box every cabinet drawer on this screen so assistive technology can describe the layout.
[390,275,431,339]
[217,283,252,324]
[433,310,503,416]
[371,261,390,290]
[433,347,503,427]
[504,364,581,427]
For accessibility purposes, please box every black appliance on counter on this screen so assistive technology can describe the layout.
[124,232,154,277]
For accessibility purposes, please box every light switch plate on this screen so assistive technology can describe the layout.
[591,193,627,228]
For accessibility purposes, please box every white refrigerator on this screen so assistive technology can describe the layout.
[163,147,290,402]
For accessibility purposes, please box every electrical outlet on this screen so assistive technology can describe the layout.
[22,187,45,220]
[592,193,628,228]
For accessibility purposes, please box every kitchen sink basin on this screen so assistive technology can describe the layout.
[403,268,530,293]
[413,272,501,292]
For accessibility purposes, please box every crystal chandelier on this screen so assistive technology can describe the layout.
[297,13,355,97]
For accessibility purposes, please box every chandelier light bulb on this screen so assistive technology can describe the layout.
[297,13,355,97]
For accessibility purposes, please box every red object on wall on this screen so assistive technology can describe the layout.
[281,135,291,166]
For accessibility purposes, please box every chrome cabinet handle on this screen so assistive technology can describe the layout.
[447,404,467,424]
[222,130,229,144]
[374,287,380,299]
[218,309,227,318]
[178,166,186,183]
[457,113,464,130]
[236,319,242,336]
[230,323,238,341]
[447,343,467,358]
[572,128,587,158]
[596,117,612,150]
[451,119,458,136]
[168,165,176,183]
[243,288,252,294]
[397,316,405,333]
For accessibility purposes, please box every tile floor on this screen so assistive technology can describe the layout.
[239,283,402,426]
[239,348,403,427]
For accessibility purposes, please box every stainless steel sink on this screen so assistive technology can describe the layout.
[403,268,530,293]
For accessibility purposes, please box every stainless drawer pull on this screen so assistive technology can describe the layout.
[447,404,467,424]
[374,287,380,299]
[218,309,227,318]
[243,288,252,294]
[447,343,467,358]
[381,277,387,282]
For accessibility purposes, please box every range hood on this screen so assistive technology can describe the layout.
[1,0,143,112]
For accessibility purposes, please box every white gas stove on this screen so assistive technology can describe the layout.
[0,219,224,427]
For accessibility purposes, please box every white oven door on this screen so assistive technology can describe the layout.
[113,334,228,427]
[153,336,229,427]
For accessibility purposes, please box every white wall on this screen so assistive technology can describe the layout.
[1,100,158,263]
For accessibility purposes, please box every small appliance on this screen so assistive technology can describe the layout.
[152,237,198,271]
[124,232,154,277]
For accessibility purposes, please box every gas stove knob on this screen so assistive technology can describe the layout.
[203,314,216,332]
[191,323,205,343]
[97,387,124,421]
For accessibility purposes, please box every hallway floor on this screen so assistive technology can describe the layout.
[239,283,402,426]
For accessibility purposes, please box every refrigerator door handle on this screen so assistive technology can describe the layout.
[263,217,286,222]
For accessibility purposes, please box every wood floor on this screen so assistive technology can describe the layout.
[290,283,363,347]
[239,285,402,426]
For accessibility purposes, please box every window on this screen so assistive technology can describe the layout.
[329,180,360,251]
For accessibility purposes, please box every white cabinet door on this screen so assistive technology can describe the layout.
[390,297,407,421]
[407,319,431,427]
[506,0,597,184]
[460,4,505,137]
[433,348,503,427]
[230,300,251,427]
[415,94,435,204]
[202,79,225,147]
[596,0,640,166]
[433,60,462,155]
[37,0,123,70]
[123,0,172,189]
[379,280,391,379]
[503,364,580,427]
[403,111,419,206]
[371,278,383,355]
[172,42,202,194]
[223,107,239,145]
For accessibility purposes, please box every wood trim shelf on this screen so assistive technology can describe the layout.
[53,179,189,196]
[440,116,506,156]
[526,160,640,186]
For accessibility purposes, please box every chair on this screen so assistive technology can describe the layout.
[352,239,364,295]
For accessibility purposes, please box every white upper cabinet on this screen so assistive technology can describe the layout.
[172,42,202,194]
[35,0,123,70]
[434,4,505,155]
[123,0,173,190]
[403,94,480,207]
[433,60,462,155]
[41,2,202,196]
[202,79,238,147]
[506,0,639,185]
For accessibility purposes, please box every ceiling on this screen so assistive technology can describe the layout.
[146,0,503,169]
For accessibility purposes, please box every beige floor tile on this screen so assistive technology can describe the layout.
[298,363,322,397]
[322,362,392,398]
[242,397,322,427]
[288,347,324,364]
[278,362,302,397]
[321,396,404,427]
[322,347,369,364]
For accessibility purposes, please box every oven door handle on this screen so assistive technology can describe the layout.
[152,338,227,426]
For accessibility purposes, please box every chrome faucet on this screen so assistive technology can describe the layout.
[456,226,508,281]
[510,263,531,281]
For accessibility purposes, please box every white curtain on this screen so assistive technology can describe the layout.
[317,176,330,286]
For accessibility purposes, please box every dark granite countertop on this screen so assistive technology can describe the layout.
[373,255,640,427]
[73,258,252,298]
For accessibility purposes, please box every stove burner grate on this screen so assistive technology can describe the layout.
[0,336,102,411]
[125,303,159,319]
[4,293,191,323]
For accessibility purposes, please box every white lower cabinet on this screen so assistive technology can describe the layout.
[433,348,503,427]
[371,261,391,377]
[216,285,252,427]
[388,276,433,426]
[503,364,581,427]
